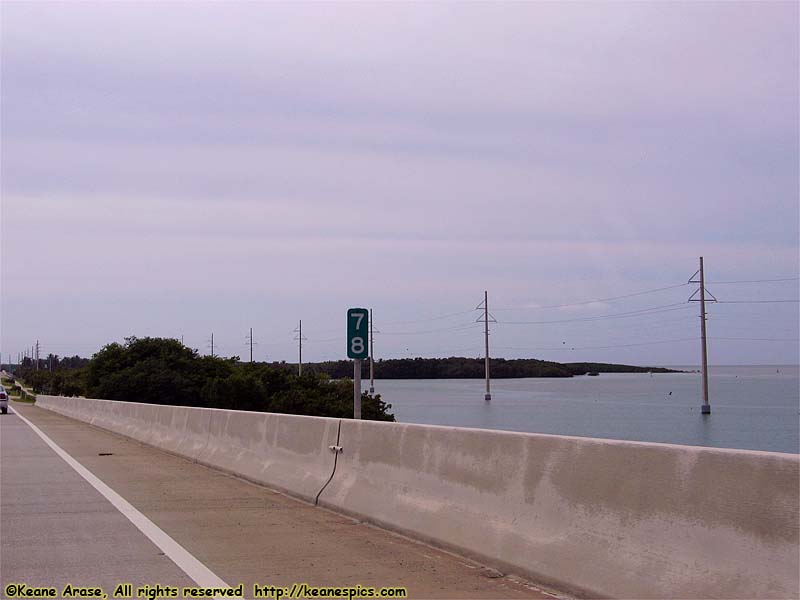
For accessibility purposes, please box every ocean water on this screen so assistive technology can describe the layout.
[368,365,799,454]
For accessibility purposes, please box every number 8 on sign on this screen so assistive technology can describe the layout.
[347,308,369,359]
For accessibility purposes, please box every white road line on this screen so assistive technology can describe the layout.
[10,407,230,592]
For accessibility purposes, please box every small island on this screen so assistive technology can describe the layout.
[294,357,680,379]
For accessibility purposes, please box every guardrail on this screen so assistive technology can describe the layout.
[35,395,799,599]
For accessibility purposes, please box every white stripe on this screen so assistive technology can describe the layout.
[11,407,230,592]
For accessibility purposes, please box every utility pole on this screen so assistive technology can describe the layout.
[247,328,254,363]
[483,292,490,401]
[369,309,375,393]
[35,340,39,370]
[293,321,307,376]
[476,291,495,401]
[689,257,716,415]
[208,333,215,358]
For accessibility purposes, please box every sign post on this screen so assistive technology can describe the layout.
[347,308,369,419]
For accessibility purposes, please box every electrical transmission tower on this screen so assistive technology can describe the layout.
[207,333,215,357]
[293,321,307,375]
[476,291,496,401]
[689,257,717,415]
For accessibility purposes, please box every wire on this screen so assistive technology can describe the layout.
[292,309,476,336]
[493,283,690,311]
[496,337,698,351]
[711,337,800,342]
[496,303,693,325]
[381,323,481,336]
[716,300,799,304]
[379,309,476,326]
[706,277,799,284]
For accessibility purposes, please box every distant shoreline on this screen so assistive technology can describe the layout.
[283,357,682,380]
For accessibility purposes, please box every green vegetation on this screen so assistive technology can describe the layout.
[296,357,679,379]
[9,338,678,419]
[13,337,394,421]
[10,388,35,403]
[3,381,36,402]
[562,362,677,375]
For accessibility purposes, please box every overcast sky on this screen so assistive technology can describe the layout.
[1,1,798,367]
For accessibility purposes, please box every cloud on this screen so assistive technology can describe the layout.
[1,2,797,364]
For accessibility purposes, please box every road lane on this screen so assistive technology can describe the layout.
[2,403,562,599]
[0,407,195,596]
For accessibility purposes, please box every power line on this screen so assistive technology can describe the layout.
[711,336,800,342]
[706,277,799,284]
[302,309,475,336]
[494,283,690,311]
[716,300,799,304]
[379,309,476,325]
[496,337,698,351]
[381,323,481,336]
[496,302,693,325]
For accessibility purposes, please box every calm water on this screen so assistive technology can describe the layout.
[368,366,799,454]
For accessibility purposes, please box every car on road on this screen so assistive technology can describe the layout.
[0,385,8,414]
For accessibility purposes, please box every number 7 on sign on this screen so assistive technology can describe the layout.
[347,308,369,360]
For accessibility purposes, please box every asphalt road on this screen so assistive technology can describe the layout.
[1,403,562,599]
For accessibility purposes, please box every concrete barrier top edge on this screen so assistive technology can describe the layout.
[38,395,799,459]
[340,418,800,459]
[36,395,340,425]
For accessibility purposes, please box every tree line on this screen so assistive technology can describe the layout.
[12,337,394,421]
[10,338,677,420]
[294,357,677,379]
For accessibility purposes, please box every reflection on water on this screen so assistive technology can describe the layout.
[370,365,799,454]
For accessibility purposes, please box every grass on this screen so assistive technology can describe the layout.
[5,383,36,402]
[11,393,35,404]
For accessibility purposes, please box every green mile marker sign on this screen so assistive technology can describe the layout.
[347,308,369,360]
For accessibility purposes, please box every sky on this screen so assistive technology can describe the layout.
[1,1,798,367]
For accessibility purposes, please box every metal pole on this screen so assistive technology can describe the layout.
[354,359,362,419]
[369,309,375,393]
[484,290,491,401]
[699,257,711,414]
[211,333,214,358]
[298,320,302,376]
[36,340,39,370]
[250,327,253,363]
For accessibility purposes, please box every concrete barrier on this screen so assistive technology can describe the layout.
[35,396,339,504]
[196,409,339,503]
[318,419,799,599]
[35,395,799,599]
